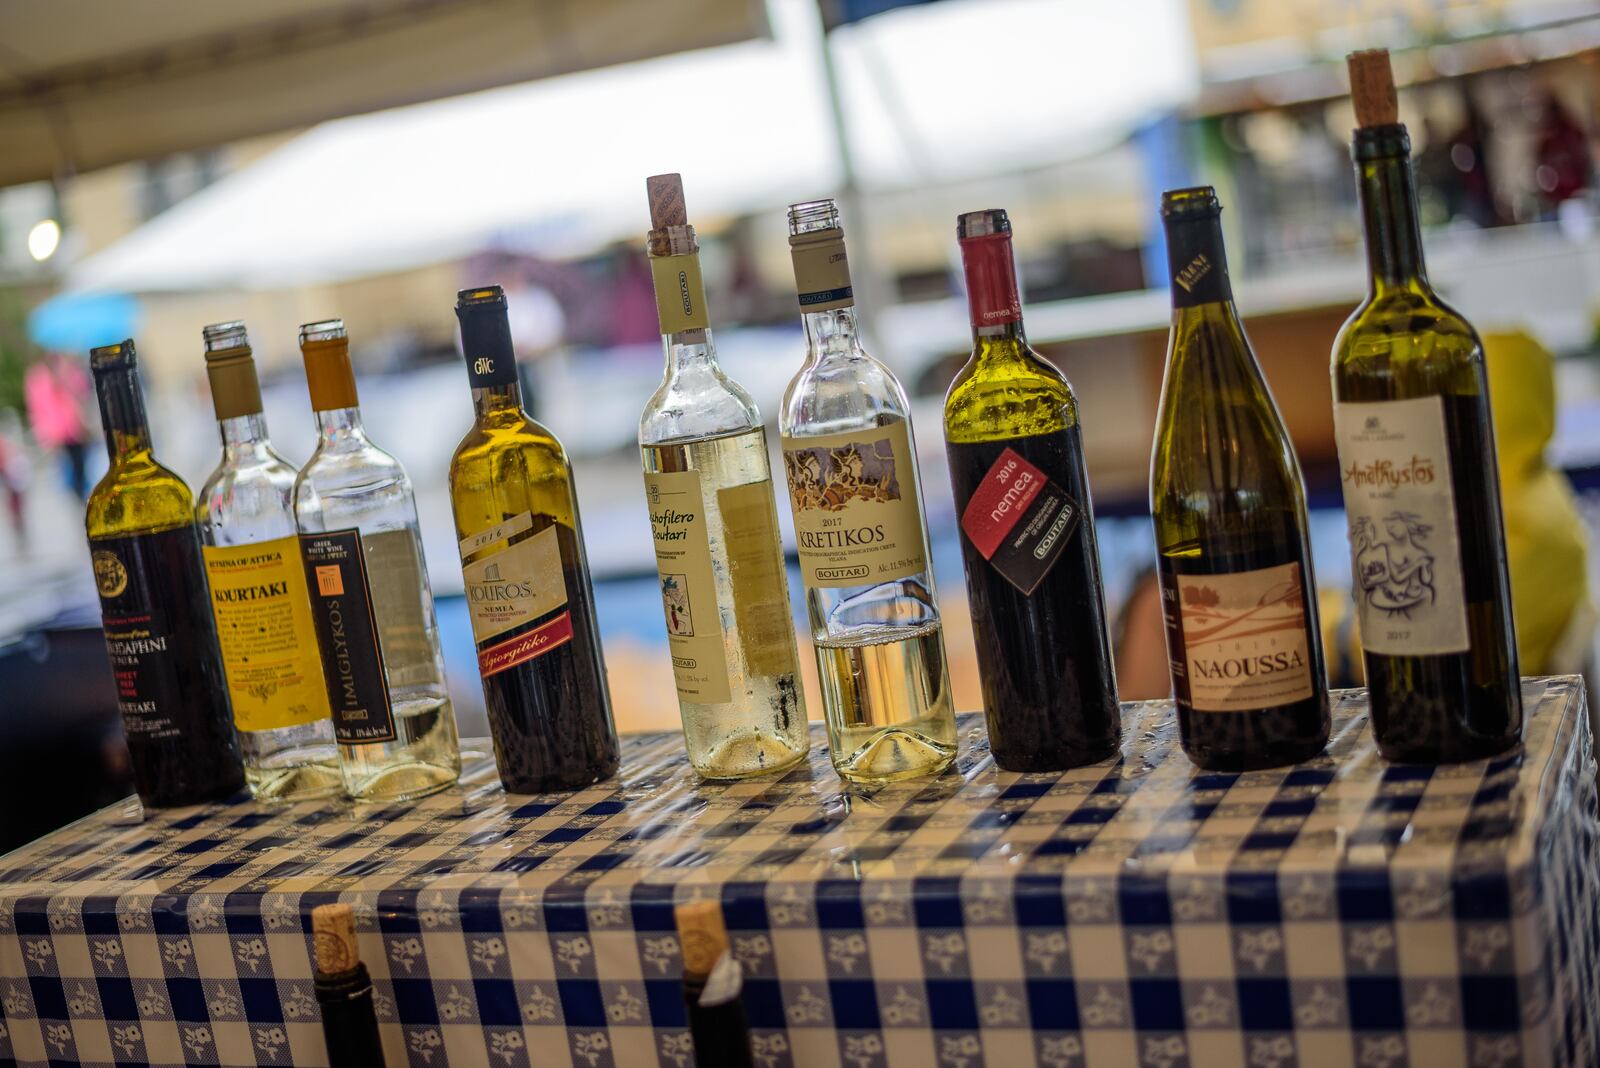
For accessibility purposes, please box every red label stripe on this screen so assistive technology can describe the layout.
[960,447,1048,559]
[478,612,574,678]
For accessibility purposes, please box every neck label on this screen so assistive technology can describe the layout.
[959,233,1022,327]
[1165,218,1232,309]
[789,229,854,311]
[1333,396,1469,655]
[649,253,711,335]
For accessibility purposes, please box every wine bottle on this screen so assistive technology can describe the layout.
[196,321,342,802]
[944,209,1121,771]
[311,904,387,1068]
[1333,50,1522,763]
[779,198,957,783]
[674,900,756,1068]
[85,339,245,807]
[294,320,461,801]
[639,174,808,780]
[1150,188,1330,771]
[451,286,621,793]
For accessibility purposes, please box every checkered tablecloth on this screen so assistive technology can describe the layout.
[1,677,1596,1068]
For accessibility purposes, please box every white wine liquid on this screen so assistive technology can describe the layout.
[816,621,957,783]
[642,428,809,780]
[342,529,460,801]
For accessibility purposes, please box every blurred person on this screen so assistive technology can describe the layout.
[24,351,92,500]
[1115,331,1593,699]
[1533,92,1592,217]
[0,410,29,551]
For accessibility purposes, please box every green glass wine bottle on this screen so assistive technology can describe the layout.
[1332,50,1521,763]
[1150,187,1330,771]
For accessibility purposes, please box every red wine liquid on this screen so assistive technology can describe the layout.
[948,429,1121,771]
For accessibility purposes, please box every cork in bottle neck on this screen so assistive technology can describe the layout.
[298,319,359,412]
[674,899,728,981]
[202,321,263,421]
[311,903,360,975]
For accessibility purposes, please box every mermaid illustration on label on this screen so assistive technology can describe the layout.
[1352,513,1437,617]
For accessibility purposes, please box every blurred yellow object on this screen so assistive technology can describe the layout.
[1483,330,1592,675]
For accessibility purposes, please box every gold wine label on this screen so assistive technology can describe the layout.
[459,518,568,645]
[649,253,710,335]
[782,421,928,589]
[788,227,854,310]
[645,468,732,705]
[717,479,796,680]
[203,535,332,733]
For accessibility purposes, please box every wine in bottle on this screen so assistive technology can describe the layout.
[944,209,1121,771]
[639,174,808,780]
[1333,49,1521,763]
[196,321,342,802]
[451,286,621,793]
[311,904,388,1068]
[85,339,245,807]
[294,320,461,801]
[674,900,756,1068]
[1150,188,1330,771]
[780,198,957,783]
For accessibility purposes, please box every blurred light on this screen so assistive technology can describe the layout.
[27,218,60,261]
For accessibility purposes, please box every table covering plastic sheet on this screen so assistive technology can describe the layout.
[1,677,1596,1068]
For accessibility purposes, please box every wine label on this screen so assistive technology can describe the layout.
[959,232,1022,327]
[959,446,1080,596]
[1334,397,1469,656]
[645,469,733,705]
[788,227,854,311]
[782,422,928,589]
[649,253,710,335]
[459,514,573,678]
[203,535,332,733]
[1161,561,1314,712]
[718,479,795,679]
[92,527,226,740]
[300,529,396,744]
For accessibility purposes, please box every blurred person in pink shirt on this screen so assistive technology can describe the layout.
[24,352,92,500]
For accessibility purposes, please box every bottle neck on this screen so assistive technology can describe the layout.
[960,232,1025,344]
[95,367,152,463]
[801,306,864,365]
[471,381,525,421]
[1356,139,1429,295]
[1163,211,1247,335]
[663,326,721,379]
[314,406,367,444]
[219,411,270,455]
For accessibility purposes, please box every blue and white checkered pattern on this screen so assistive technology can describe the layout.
[1,677,1595,1068]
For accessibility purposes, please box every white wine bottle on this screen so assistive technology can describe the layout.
[293,320,461,801]
[638,174,808,780]
[1150,187,1330,771]
[196,321,341,802]
[1333,50,1520,762]
[779,198,957,783]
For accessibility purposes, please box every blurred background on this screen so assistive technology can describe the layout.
[3,0,1599,849]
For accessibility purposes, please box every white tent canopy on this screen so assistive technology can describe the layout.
[69,0,1197,293]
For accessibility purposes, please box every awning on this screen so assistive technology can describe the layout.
[0,0,768,187]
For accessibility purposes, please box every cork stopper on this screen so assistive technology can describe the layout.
[311,903,360,974]
[674,899,728,981]
[645,173,696,257]
[1348,49,1399,128]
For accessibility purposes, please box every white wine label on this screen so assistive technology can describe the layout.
[460,519,568,645]
[300,529,395,744]
[717,479,796,680]
[204,535,332,733]
[1334,396,1469,655]
[645,468,733,706]
[782,421,929,590]
[1164,561,1314,713]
